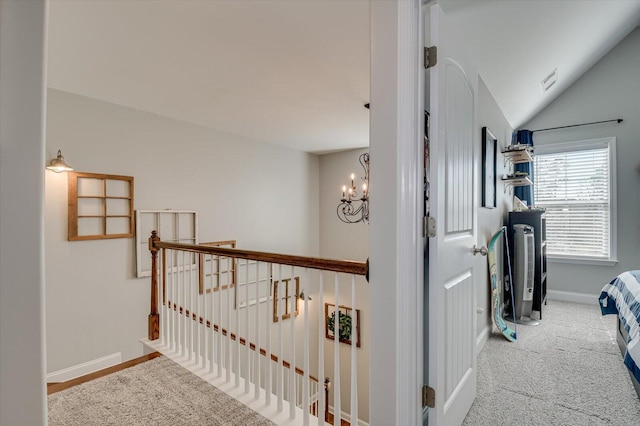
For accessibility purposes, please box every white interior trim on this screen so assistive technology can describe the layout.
[369,1,422,424]
[46,352,122,383]
[547,290,600,306]
[476,324,491,355]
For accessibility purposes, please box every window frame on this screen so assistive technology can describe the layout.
[534,137,617,265]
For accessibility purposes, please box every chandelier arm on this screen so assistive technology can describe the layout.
[337,201,368,224]
[337,152,370,224]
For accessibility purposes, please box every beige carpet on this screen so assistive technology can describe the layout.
[48,356,275,426]
[464,300,640,425]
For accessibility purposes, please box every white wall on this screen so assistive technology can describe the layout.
[319,148,370,421]
[524,27,640,296]
[0,1,48,424]
[45,89,320,373]
[476,76,514,341]
[319,149,370,266]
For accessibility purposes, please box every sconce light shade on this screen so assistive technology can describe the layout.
[46,149,73,173]
[298,290,312,301]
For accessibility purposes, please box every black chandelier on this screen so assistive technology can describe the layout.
[337,152,369,224]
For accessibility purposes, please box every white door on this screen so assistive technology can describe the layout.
[428,4,478,426]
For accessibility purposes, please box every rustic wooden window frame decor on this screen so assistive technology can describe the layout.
[272,276,300,322]
[68,172,134,241]
[135,210,198,278]
[325,303,361,347]
[235,260,272,310]
[198,240,237,296]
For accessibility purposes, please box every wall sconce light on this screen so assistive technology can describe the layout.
[337,152,369,224]
[46,149,73,173]
[298,290,312,301]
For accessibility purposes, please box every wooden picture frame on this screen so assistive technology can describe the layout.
[273,277,300,322]
[198,240,237,296]
[482,127,497,208]
[135,210,198,278]
[68,172,134,241]
[325,303,361,347]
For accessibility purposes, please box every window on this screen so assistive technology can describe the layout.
[534,137,616,263]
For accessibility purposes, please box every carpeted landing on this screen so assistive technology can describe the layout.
[48,355,275,426]
[463,300,640,425]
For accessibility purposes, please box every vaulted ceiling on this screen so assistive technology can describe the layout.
[47,1,640,154]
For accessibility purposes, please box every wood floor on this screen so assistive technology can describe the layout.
[326,413,351,426]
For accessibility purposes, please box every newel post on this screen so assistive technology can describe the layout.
[148,230,160,340]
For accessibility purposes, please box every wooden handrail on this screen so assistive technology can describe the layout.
[153,238,368,276]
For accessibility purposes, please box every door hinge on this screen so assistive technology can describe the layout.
[424,46,437,69]
[422,385,436,408]
[424,216,436,238]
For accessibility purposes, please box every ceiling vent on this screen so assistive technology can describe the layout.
[541,68,558,92]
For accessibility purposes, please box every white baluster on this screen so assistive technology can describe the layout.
[189,251,194,362]
[289,266,296,419]
[254,261,261,400]
[181,251,186,357]
[176,250,181,354]
[171,250,176,352]
[350,274,358,425]
[217,255,222,378]
[195,253,199,363]
[235,258,240,387]
[244,259,250,393]
[158,248,163,346]
[160,249,166,345]
[200,256,205,369]
[225,257,231,383]
[265,262,272,405]
[334,273,341,425]
[277,264,283,412]
[317,273,325,425]
[209,254,215,374]
[303,268,310,426]
[202,253,208,369]
[201,254,209,370]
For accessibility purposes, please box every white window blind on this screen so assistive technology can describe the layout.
[534,138,616,261]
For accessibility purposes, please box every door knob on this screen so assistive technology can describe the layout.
[472,245,488,256]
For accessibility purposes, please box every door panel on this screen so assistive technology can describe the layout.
[444,62,474,235]
[444,270,473,405]
[428,4,477,426]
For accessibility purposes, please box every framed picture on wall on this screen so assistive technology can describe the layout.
[325,303,361,347]
[482,127,497,208]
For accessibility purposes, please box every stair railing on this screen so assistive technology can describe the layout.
[147,231,367,426]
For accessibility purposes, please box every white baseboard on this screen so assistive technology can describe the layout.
[476,324,491,354]
[328,405,370,426]
[547,290,599,306]
[47,352,122,383]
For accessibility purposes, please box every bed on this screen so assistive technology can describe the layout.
[599,271,640,398]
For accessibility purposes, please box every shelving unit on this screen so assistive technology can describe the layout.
[501,147,533,165]
[501,176,533,192]
[509,210,547,319]
[500,146,533,193]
